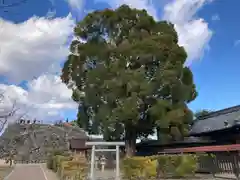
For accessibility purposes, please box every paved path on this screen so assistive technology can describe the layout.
[4,164,58,180]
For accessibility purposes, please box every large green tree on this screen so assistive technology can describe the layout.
[61,5,197,156]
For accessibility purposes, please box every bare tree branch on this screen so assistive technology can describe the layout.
[0,99,18,118]
[0,92,28,133]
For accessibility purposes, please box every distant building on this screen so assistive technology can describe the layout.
[136,105,240,155]
[69,138,90,156]
[190,105,240,144]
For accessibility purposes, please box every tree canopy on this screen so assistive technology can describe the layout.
[194,109,212,119]
[61,5,197,156]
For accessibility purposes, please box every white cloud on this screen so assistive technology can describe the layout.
[0,10,78,123]
[66,0,85,12]
[211,14,220,21]
[0,74,77,123]
[0,14,75,83]
[163,0,213,64]
[94,0,213,64]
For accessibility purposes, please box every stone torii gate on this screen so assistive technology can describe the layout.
[85,141,125,180]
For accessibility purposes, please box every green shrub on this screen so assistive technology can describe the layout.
[155,154,198,178]
[46,154,54,170]
[50,155,72,172]
[52,156,59,172]
[55,155,73,174]
[46,154,88,180]
[46,150,68,170]
[122,154,199,179]
[122,156,157,180]
[59,156,88,180]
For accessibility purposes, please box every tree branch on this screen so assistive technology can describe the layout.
[0,93,27,133]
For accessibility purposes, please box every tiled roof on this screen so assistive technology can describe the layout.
[69,137,105,150]
[190,105,240,135]
[69,138,90,150]
[136,137,214,147]
[161,144,240,153]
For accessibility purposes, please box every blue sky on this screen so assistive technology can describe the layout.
[190,0,240,111]
[0,0,239,122]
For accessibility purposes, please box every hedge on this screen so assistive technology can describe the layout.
[47,153,88,180]
[122,154,200,180]
[46,150,68,170]
[156,154,198,178]
[122,156,158,180]
[47,151,213,180]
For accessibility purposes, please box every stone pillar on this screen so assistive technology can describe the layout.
[116,145,120,180]
[90,145,95,180]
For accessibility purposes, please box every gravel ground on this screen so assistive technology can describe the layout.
[92,170,236,180]
[0,166,14,179]
[2,164,48,180]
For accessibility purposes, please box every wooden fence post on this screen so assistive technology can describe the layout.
[233,151,240,180]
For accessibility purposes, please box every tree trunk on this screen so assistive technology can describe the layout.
[157,127,161,140]
[125,128,136,157]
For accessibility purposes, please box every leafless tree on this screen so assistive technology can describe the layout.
[0,92,27,134]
